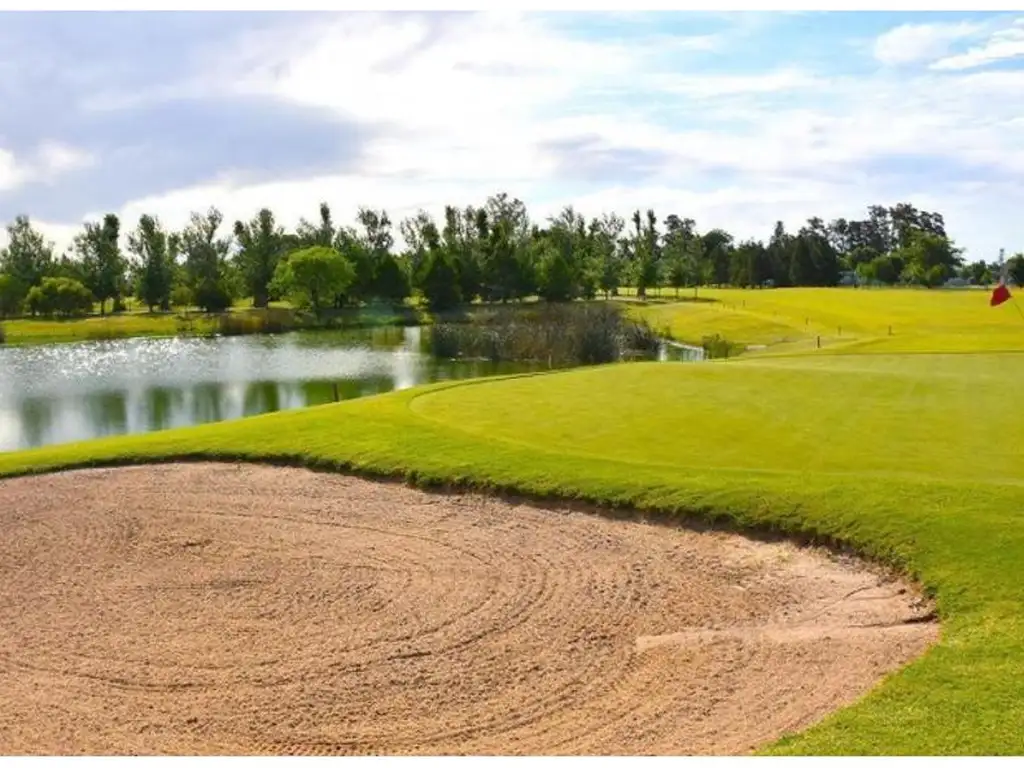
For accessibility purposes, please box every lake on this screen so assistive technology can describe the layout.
[0,326,702,453]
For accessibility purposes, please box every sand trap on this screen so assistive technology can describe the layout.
[0,463,938,755]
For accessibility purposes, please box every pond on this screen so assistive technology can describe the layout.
[0,326,702,453]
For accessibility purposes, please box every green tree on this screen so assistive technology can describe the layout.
[0,273,23,317]
[75,213,125,315]
[234,208,286,308]
[180,208,234,312]
[372,252,411,305]
[128,214,174,312]
[25,276,94,318]
[270,246,355,319]
[0,216,54,305]
[630,209,661,299]
[897,230,964,287]
[1006,254,1024,286]
[415,220,462,312]
[534,236,574,302]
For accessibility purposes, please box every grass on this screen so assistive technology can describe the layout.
[626,286,1024,355]
[0,302,430,346]
[3,286,1024,753]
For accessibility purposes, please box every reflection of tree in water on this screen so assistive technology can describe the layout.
[145,387,187,432]
[298,376,397,406]
[17,397,56,449]
[243,382,281,416]
[191,383,225,425]
[83,392,129,439]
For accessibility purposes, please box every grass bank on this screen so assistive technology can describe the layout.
[0,303,431,347]
[2,331,1024,752]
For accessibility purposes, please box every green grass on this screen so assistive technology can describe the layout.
[0,302,431,346]
[0,312,215,345]
[627,286,1024,355]
[3,286,1024,753]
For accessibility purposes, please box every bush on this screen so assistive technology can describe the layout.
[170,285,194,309]
[428,301,664,366]
[25,277,95,318]
[217,308,296,337]
[0,323,6,345]
[194,280,234,313]
[701,334,738,359]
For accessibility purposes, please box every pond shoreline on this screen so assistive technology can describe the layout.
[0,323,705,454]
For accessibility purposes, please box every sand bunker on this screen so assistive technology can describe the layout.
[0,463,938,755]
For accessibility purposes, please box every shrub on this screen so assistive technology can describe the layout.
[170,284,194,309]
[25,277,95,318]
[194,280,234,313]
[428,301,664,366]
[217,308,296,337]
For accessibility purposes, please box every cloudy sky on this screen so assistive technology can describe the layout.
[1,10,1023,259]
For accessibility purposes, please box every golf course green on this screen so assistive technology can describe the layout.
[2,286,1022,754]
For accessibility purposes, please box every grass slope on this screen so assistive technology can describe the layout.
[630,286,1024,355]
[2,287,1024,754]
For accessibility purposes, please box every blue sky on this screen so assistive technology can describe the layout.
[1,10,1023,259]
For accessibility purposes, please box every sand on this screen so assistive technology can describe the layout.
[0,463,938,755]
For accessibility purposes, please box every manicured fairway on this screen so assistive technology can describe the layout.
[630,286,1024,355]
[2,288,1023,753]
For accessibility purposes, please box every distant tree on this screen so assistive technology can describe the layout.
[0,273,23,318]
[372,252,411,305]
[535,237,574,302]
[1006,254,1024,287]
[128,214,175,312]
[417,220,462,312]
[0,216,54,304]
[270,246,355,320]
[75,213,125,315]
[630,209,661,299]
[234,208,286,308]
[897,230,964,287]
[180,207,235,312]
[962,260,993,285]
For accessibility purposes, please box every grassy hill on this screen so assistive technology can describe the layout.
[628,286,1024,356]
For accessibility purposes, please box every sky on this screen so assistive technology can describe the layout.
[1,10,1023,260]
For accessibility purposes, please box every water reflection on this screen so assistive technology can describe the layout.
[0,326,544,453]
[0,325,704,453]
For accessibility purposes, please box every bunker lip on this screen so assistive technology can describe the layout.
[0,463,939,756]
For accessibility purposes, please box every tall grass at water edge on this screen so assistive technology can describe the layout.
[429,302,664,365]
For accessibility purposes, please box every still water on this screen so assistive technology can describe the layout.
[0,326,548,453]
[0,325,704,453]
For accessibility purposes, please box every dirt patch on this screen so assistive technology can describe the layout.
[0,463,938,755]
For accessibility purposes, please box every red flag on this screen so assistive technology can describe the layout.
[991,281,1012,307]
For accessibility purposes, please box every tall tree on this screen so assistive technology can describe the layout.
[0,215,55,303]
[74,213,125,315]
[234,208,286,308]
[128,214,175,312]
[180,207,234,312]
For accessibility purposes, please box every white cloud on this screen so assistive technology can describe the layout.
[873,20,985,66]
[0,141,96,193]
[931,19,1024,70]
[0,148,27,192]
[35,142,96,176]
[9,12,1024,264]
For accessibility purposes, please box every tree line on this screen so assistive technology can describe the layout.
[0,193,1017,320]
